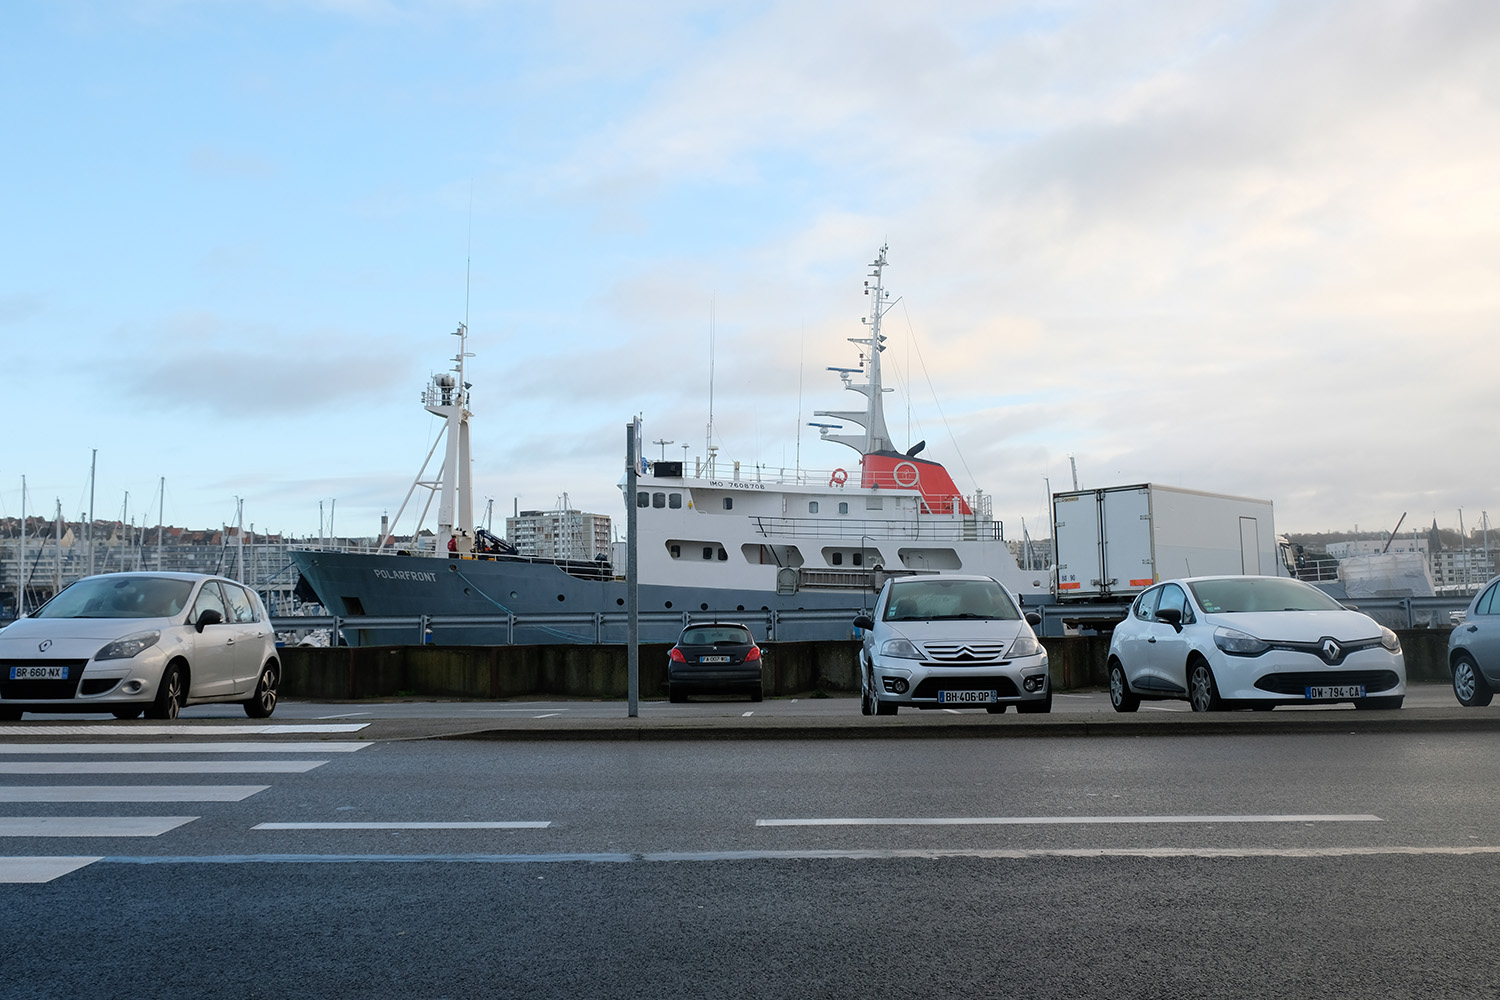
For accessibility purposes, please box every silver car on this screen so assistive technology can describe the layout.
[1450,575,1500,707]
[0,572,281,720]
[853,575,1050,716]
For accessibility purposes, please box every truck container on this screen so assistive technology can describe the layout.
[1052,484,1280,601]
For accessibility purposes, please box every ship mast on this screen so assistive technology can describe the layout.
[813,244,897,457]
[429,323,475,553]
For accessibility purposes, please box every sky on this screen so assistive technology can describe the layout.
[3,0,1499,545]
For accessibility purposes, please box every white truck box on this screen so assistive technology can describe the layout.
[1052,484,1279,601]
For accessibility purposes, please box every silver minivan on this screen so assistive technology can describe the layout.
[853,574,1050,715]
[1451,575,1500,707]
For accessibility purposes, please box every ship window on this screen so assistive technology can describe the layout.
[669,493,682,509]
[832,552,843,566]
[670,544,681,558]
[703,547,713,560]
[653,492,666,508]
[723,497,733,510]
[839,502,849,515]
[718,547,727,561]
[809,501,819,514]
[866,496,883,510]
[853,552,863,566]
[636,491,649,508]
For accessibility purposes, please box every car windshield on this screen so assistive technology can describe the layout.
[680,626,752,645]
[30,576,195,620]
[882,579,1020,621]
[1188,577,1347,614]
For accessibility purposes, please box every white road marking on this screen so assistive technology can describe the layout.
[0,724,368,735]
[0,816,197,837]
[1145,706,1186,712]
[316,713,372,720]
[0,857,103,883]
[0,785,268,802]
[532,713,562,719]
[0,760,327,774]
[252,821,551,830]
[742,712,754,717]
[942,709,962,715]
[756,814,1383,827]
[0,742,366,754]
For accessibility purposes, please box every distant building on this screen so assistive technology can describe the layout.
[505,508,612,561]
[1326,537,1429,559]
[1431,548,1498,594]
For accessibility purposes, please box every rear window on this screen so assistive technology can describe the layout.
[882,578,1020,622]
[680,626,753,645]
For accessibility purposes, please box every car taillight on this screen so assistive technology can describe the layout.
[746,646,761,661]
[668,648,686,662]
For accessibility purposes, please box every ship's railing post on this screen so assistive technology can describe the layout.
[594,612,603,645]
[330,615,341,648]
[419,614,430,644]
[506,612,515,646]
[767,610,778,642]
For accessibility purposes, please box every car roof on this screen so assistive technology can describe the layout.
[74,572,237,584]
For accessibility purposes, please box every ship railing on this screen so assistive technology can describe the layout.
[751,516,1003,542]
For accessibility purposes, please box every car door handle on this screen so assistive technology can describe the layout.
[1468,625,1479,632]
[1147,637,1157,643]
[225,637,235,644]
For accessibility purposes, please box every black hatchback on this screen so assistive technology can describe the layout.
[667,622,763,703]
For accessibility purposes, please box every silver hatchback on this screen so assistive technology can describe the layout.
[1450,575,1500,707]
[0,572,281,720]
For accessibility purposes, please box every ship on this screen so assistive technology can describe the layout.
[288,246,1048,645]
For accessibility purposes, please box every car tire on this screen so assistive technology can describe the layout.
[1017,687,1052,714]
[985,704,1007,714]
[668,685,685,704]
[0,707,21,721]
[111,708,143,720]
[1109,662,1140,713]
[1453,653,1494,708]
[875,700,898,716]
[750,684,763,703]
[244,663,279,719]
[145,663,186,720]
[1354,696,1404,710]
[1188,660,1222,712]
[859,670,875,716]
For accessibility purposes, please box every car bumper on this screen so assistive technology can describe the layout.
[667,666,763,693]
[868,651,1050,710]
[1219,648,1406,703]
[0,653,167,711]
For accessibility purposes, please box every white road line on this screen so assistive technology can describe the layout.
[1145,706,1185,712]
[0,785,268,802]
[0,857,103,883]
[532,714,562,719]
[0,742,366,754]
[252,821,551,830]
[316,713,373,720]
[742,712,754,718]
[756,814,1383,827]
[942,709,962,715]
[0,724,369,736]
[0,760,327,774]
[0,816,197,837]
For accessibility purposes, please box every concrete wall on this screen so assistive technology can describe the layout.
[279,629,1455,701]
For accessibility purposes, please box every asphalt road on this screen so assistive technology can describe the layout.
[6,718,1500,998]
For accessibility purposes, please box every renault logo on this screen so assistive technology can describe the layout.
[1320,638,1342,664]
[38,639,52,653]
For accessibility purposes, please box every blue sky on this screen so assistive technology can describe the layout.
[4,0,1499,543]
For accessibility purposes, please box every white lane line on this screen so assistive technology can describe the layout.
[0,785,268,803]
[95,844,1500,865]
[316,713,373,720]
[0,724,369,736]
[742,712,754,718]
[532,714,562,719]
[0,857,103,883]
[942,709,962,715]
[0,760,327,774]
[756,814,1383,827]
[252,821,551,830]
[0,816,197,837]
[1145,706,1185,713]
[0,742,366,754]
[1055,693,1091,698]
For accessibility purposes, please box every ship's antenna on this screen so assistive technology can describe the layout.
[464,181,473,337]
[795,324,805,475]
[706,295,717,476]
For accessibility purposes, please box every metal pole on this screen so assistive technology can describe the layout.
[626,420,640,718]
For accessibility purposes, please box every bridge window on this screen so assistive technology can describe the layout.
[832,552,843,566]
[636,491,649,508]
[723,497,733,510]
[703,547,714,560]
[809,501,819,514]
[669,493,683,509]
[838,502,849,515]
[653,492,666,508]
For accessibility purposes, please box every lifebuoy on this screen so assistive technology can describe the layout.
[829,468,848,486]
[893,461,920,488]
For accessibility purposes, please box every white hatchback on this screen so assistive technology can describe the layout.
[0,572,280,721]
[1107,575,1405,712]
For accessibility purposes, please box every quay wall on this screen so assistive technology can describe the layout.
[278,629,1454,701]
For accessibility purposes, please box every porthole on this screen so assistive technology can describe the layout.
[665,601,673,609]
[556,594,565,602]
[616,598,625,606]
[700,603,709,611]
[737,605,745,612]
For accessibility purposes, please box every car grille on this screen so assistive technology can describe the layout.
[0,659,89,700]
[921,642,1010,664]
[912,676,1020,699]
[1254,671,1402,695]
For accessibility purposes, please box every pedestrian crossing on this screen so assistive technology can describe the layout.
[0,725,369,883]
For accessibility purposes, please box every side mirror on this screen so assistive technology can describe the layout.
[1155,607,1182,629]
[195,608,224,632]
[1025,612,1042,627]
[853,615,875,631]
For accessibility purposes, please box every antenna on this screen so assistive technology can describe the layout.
[706,296,716,474]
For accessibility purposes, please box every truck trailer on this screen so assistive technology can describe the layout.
[1052,484,1283,601]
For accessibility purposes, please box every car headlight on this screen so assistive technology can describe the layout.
[1213,627,1269,656]
[1379,626,1401,653]
[879,638,922,659]
[1007,633,1041,657]
[96,630,162,661]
